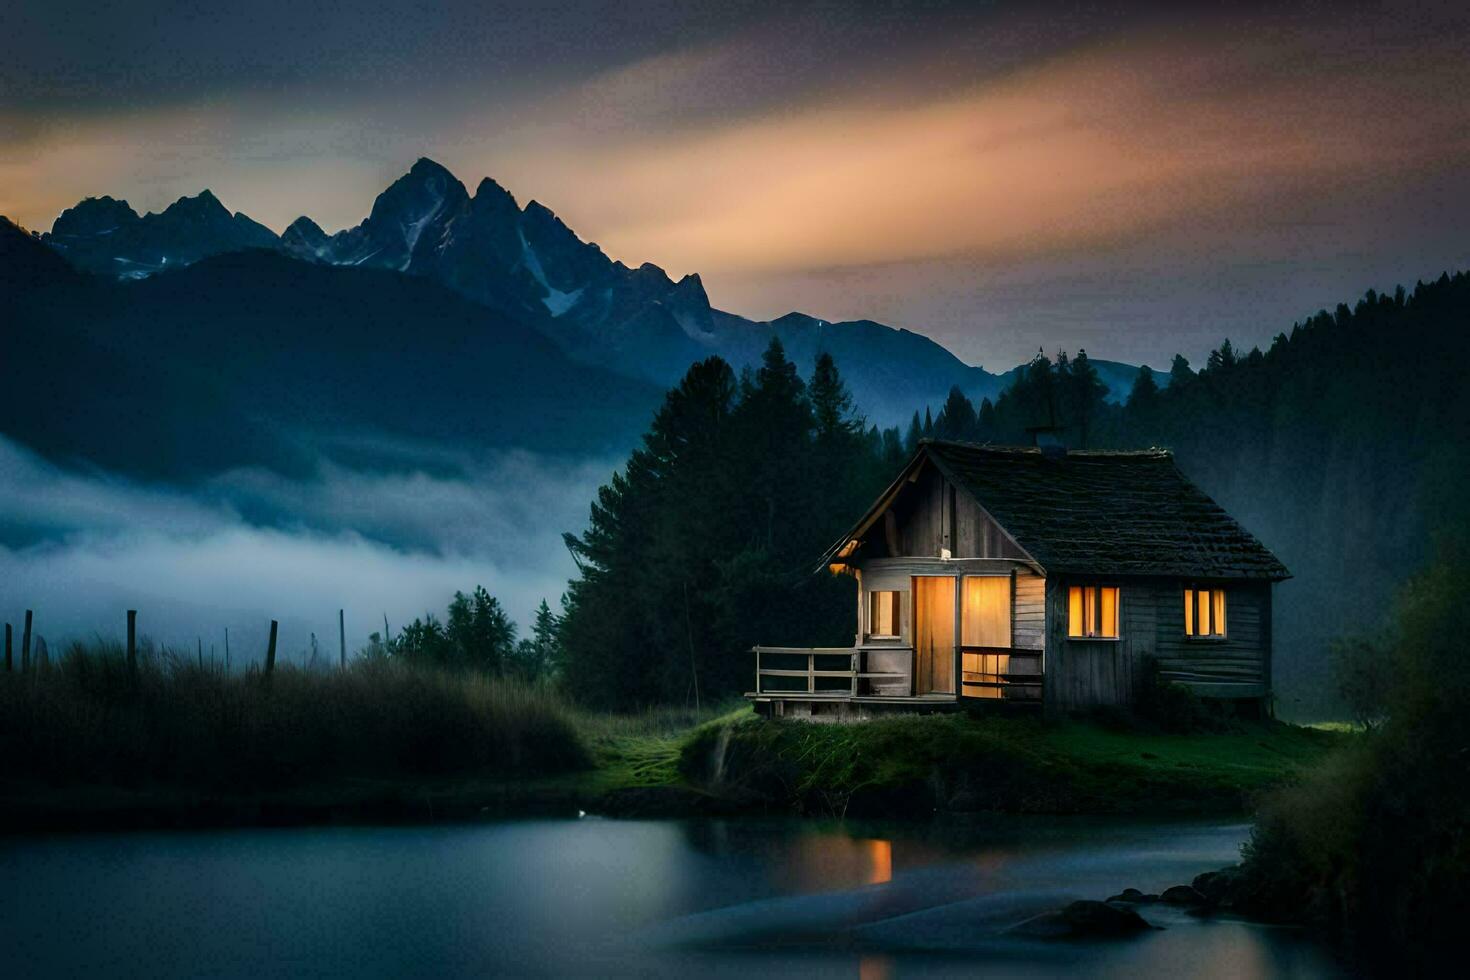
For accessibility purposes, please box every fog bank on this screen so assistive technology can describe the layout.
[0,437,614,665]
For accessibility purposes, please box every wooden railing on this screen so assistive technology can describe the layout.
[960,648,1043,701]
[752,645,913,696]
[752,645,1043,701]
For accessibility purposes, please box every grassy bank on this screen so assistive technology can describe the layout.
[0,645,1345,829]
[0,643,588,828]
[679,712,1343,817]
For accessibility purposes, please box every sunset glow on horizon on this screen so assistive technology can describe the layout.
[5,0,1467,365]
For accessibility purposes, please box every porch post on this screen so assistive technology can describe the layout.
[954,575,963,699]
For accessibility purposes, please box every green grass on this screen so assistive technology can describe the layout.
[572,701,752,792]
[0,646,1348,828]
[0,642,589,795]
[678,712,1347,817]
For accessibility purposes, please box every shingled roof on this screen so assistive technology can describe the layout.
[837,441,1290,580]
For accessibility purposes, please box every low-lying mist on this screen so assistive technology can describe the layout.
[0,436,614,666]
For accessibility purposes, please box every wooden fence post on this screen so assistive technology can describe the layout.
[224,627,231,673]
[4,622,11,672]
[339,609,346,670]
[126,609,137,675]
[197,637,203,669]
[265,620,278,674]
[22,609,32,672]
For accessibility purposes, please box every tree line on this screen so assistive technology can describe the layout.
[362,588,564,683]
[378,270,1469,716]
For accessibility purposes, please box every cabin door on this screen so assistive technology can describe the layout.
[912,576,956,695]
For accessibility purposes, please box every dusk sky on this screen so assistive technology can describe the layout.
[4,0,1468,366]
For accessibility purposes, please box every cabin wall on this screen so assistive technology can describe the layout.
[888,465,1028,560]
[1152,580,1272,699]
[1014,569,1046,651]
[1042,575,1272,714]
[855,558,1045,697]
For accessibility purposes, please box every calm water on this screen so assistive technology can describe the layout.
[0,817,1340,978]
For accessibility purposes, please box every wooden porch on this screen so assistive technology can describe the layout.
[747,644,1042,720]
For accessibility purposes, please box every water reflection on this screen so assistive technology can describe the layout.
[867,839,892,886]
[0,817,1341,978]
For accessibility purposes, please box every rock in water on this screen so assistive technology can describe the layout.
[1191,867,1240,905]
[1105,887,1160,904]
[1161,884,1207,905]
[1008,900,1153,939]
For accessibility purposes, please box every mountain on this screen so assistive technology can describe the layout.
[40,159,1153,422]
[2,218,660,480]
[1,216,80,292]
[43,190,278,279]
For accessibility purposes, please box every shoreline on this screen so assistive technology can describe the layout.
[1,711,1345,835]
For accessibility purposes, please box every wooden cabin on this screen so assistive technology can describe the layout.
[749,441,1290,720]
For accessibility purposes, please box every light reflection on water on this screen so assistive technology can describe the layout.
[0,817,1342,978]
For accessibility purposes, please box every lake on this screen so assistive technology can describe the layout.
[0,817,1340,977]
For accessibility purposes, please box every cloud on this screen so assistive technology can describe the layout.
[3,1,1468,368]
[0,437,613,663]
[504,11,1470,278]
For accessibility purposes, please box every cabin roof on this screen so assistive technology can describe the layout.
[827,440,1291,581]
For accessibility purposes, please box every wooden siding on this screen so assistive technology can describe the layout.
[846,462,1275,710]
[1151,579,1271,698]
[1014,569,1045,652]
[1043,575,1270,713]
[889,464,1028,560]
[857,560,1038,647]
[854,558,1044,697]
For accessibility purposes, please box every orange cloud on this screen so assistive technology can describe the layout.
[481,21,1470,279]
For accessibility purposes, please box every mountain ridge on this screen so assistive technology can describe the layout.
[36,159,1158,421]
[3,219,662,480]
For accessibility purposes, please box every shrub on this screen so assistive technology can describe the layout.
[1134,663,1229,733]
[1238,543,1470,971]
[1328,634,1391,730]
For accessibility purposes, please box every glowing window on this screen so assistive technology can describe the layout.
[1067,585,1120,639]
[1184,587,1227,638]
[961,576,1011,648]
[868,590,901,638]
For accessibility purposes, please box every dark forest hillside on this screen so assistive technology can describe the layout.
[1,220,661,479]
[911,274,1470,715]
[563,273,1470,715]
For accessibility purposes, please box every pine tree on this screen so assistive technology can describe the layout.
[977,397,996,440]
[1169,353,1194,387]
[1206,339,1238,373]
[935,386,977,440]
[511,599,563,681]
[1126,364,1160,413]
[446,586,516,673]
[904,411,923,452]
[1125,364,1161,440]
[880,426,907,470]
[810,351,861,441]
[562,356,741,706]
[1064,348,1109,448]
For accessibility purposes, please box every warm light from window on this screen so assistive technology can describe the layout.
[962,650,1011,698]
[866,839,892,885]
[1068,585,1119,638]
[961,576,1011,648]
[868,590,900,637]
[1185,587,1227,637]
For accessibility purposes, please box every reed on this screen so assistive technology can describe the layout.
[0,640,589,791]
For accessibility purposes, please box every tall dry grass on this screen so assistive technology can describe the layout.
[0,641,589,791]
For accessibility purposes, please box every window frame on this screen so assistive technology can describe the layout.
[960,573,1013,650]
[866,589,903,640]
[1066,584,1121,641]
[1184,585,1228,641]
